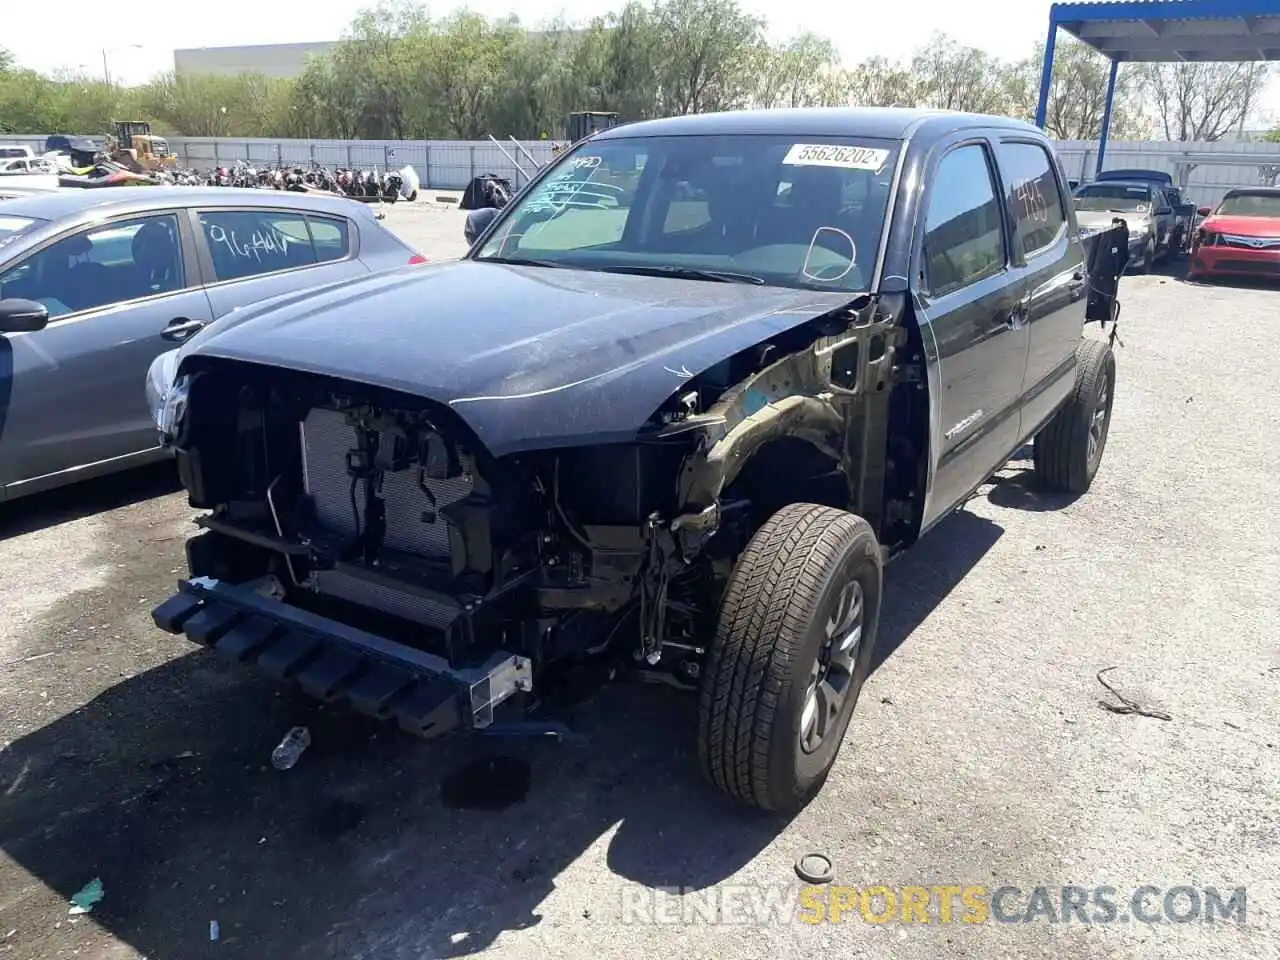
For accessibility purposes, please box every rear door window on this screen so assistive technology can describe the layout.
[995,141,1067,259]
[196,209,352,282]
[307,216,351,264]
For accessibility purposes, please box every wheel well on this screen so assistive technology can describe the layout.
[722,436,847,524]
[879,310,932,551]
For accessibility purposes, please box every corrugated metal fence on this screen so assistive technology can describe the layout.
[6,133,1280,204]
[1054,139,1280,206]
[3,134,558,193]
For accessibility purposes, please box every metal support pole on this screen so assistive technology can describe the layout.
[509,136,542,170]
[1034,14,1058,129]
[1095,58,1120,179]
[488,134,530,183]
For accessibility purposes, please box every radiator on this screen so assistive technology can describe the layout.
[299,407,475,560]
[313,569,458,629]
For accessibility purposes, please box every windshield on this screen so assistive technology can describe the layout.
[1215,192,1280,217]
[1073,184,1152,213]
[0,215,42,249]
[474,134,902,292]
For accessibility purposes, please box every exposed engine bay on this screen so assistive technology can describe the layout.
[152,292,924,739]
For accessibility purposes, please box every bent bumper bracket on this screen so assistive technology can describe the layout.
[151,576,532,740]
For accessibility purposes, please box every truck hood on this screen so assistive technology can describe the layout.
[181,259,857,457]
[1200,213,1280,237]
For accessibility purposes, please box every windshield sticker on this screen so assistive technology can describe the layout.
[573,155,603,169]
[783,144,890,172]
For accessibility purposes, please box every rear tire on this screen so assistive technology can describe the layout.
[697,503,883,813]
[1033,338,1116,495]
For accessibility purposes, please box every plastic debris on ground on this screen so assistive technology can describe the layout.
[270,726,311,771]
[68,878,104,915]
[210,920,220,941]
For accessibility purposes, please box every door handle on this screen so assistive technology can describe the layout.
[993,296,1031,330]
[162,317,205,342]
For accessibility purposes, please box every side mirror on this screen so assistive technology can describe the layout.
[464,207,500,246]
[1197,206,1212,216]
[0,298,49,333]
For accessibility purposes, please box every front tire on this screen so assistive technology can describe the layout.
[1033,338,1116,495]
[697,503,883,813]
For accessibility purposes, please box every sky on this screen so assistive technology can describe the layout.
[4,0,1279,123]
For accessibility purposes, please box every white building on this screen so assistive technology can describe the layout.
[173,42,338,80]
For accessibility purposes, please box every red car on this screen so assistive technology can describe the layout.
[1188,187,1280,281]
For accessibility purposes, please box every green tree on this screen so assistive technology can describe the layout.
[751,33,842,109]
[651,0,763,114]
[1007,38,1145,140]
[1137,60,1271,141]
[844,55,917,107]
[910,34,1014,114]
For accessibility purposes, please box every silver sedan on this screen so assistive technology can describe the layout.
[0,187,427,502]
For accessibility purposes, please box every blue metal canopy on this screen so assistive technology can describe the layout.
[1036,0,1280,176]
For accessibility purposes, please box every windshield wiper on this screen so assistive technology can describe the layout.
[475,255,568,269]
[596,264,766,285]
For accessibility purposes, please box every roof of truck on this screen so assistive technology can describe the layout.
[591,107,1047,143]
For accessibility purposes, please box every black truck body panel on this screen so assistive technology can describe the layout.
[153,107,1126,740]
[176,261,855,457]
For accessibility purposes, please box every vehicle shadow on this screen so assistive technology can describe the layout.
[1149,254,1189,280]
[0,459,181,542]
[0,650,783,959]
[1180,272,1280,290]
[0,506,1005,960]
[870,506,1004,673]
[981,444,1084,514]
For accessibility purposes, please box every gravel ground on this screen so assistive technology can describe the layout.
[0,205,1277,960]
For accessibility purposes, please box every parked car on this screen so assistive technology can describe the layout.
[148,108,1127,813]
[0,187,427,503]
[1094,169,1195,253]
[1073,179,1175,272]
[1187,186,1280,282]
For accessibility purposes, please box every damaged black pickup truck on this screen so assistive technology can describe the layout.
[149,108,1128,813]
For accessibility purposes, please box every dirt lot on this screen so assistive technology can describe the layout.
[1,203,1277,960]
